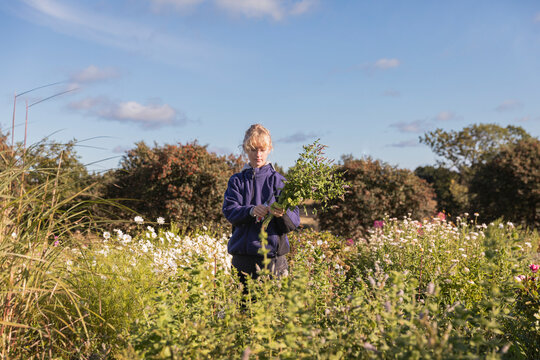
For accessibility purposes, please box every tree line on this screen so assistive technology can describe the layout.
[1,123,538,235]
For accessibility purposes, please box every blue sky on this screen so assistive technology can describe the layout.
[1,0,539,172]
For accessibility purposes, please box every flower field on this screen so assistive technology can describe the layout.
[3,210,539,359]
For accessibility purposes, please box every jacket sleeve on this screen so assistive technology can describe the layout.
[274,207,300,234]
[222,176,254,227]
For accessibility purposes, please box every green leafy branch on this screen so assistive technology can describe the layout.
[262,139,349,230]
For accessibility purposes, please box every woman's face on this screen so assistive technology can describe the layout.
[247,146,271,168]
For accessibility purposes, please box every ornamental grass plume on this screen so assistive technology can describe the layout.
[262,139,349,229]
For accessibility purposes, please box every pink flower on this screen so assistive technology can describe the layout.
[437,212,446,221]
[346,238,354,246]
[374,220,385,228]
[53,240,60,246]
[529,264,539,273]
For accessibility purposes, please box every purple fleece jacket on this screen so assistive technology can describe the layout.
[222,163,300,257]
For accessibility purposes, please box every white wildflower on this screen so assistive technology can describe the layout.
[11,232,17,239]
[134,216,144,225]
[499,223,504,229]
[157,217,165,225]
[468,280,475,285]
[525,242,532,248]
[103,231,111,240]
[474,213,479,217]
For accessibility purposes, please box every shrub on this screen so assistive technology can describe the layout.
[100,141,244,231]
[469,138,540,229]
[317,156,437,238]
[415,165,467,217]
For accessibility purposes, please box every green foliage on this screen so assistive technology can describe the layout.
[100,141,244,231]
[469,138,540,229]
[262,140,348,229]
[506,264,540,359]
[317,156,437,238]
[415,165,467,216]
[420,123,530,173]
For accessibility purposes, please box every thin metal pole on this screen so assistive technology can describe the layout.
[11,92,16,148]
[24,100,28,151]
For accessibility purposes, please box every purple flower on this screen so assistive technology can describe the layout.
[374,220,385,229]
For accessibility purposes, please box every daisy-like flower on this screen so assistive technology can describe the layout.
[103,231,111,240]
[157,217,165,225]
[134,216,144,225]
[11,232,17,239]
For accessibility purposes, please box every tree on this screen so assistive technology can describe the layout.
[317,156,437,239]
[420,124,530,173]
[101,141,244,231]
[469,138,540,228]
[414,165,467,216]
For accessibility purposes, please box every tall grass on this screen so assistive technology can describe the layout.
[0,145,103,358]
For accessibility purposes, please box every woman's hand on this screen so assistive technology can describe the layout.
[269,203,285,218]
[252,204,269,219]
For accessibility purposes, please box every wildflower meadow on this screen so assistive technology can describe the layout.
[1,139,539,359]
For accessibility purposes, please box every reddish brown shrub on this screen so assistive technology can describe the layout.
[317,156,437,239]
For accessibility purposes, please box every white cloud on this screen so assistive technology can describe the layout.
[495,99,523,112]
[112,145,131,154]
[390,120,430,133]
[215,0,283,19]
[214,0,314,20]
[277,131,319,143]
[382,89,400,97]
[150,0,205,12]
[433,111,460,121]
[69,97,184,128]
[289,0,316,15]
[516,115,540,122]
[70,65,119,84]
[152,0,205,8]
[17,0,211,67]
[373,58,400,69]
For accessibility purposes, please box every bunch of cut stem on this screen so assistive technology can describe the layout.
[0,144,101,358]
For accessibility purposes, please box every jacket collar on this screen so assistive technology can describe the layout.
[242,162,275,172]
